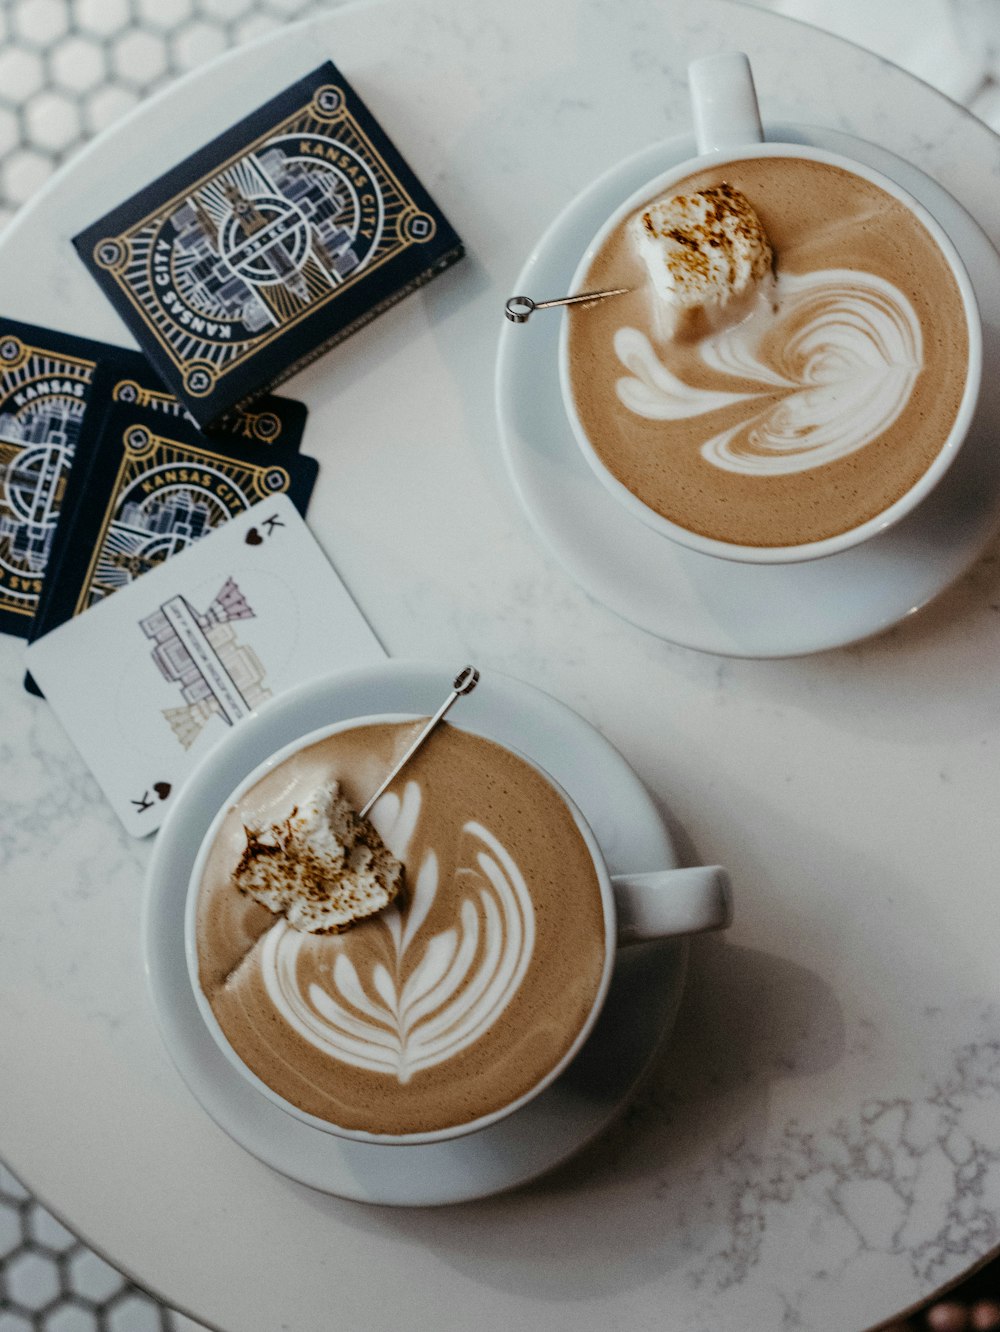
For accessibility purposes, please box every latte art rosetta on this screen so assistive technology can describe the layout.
[614,268,923,476]
[258,780,536,1084]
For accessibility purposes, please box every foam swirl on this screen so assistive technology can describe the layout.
[257,780,536,1085]
[614,268,922,476]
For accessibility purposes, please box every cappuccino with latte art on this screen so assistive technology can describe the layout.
[194,720,607,1138]
[566,155,972,549]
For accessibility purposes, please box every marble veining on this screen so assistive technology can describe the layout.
[653,1005,1000,1297]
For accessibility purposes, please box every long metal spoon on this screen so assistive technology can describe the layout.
[359,666,480,818]
[505,288,630,323]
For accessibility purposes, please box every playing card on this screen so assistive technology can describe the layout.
[0,318,121,637]
[73,62,464,424]
[25,496,385,837]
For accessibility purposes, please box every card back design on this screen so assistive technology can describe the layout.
[76,421,304,614]
[0,329,99,631]
[76,63,464,422]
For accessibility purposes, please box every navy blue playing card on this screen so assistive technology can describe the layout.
[0,318,124,639]
[74,62,464,425]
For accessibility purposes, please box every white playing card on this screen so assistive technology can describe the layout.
[25,496,385,836]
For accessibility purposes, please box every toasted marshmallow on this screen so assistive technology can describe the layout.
[235,782,403,933]
[632,184,772,336]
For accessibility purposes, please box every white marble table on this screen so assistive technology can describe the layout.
[2,1,999,1328]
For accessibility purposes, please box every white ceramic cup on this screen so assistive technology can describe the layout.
[184,712,732,1146]
[559,51,983,565]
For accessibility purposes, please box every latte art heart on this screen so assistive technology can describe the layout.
[614,268,923,476]
[567,155,969,547]
[258,780,536,1084]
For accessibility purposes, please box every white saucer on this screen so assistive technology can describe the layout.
[142,661,687,1206]
[496,123,1000,657]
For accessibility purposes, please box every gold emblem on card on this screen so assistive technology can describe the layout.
[93,237,130,272]
[0,337,99,620]
[310,85,345,121]
[123,425,156,457]
[183,363,217,397]
[96,82,436,387]
[113,379,144,405]
[253,467,292,501]
[0,336,28,371]
[244,410,282,443]
[398,209,437,245]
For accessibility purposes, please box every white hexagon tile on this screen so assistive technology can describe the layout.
[1,2,999,1332]
[0,1161,209,1330]
[0,0,348,231]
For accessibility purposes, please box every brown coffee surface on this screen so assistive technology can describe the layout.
[195,721,607,1136]
[567,156,969,546]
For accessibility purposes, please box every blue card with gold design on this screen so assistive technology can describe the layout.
[0,318,121,638]
[73,62,464,425]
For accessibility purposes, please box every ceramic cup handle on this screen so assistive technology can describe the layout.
[611,866,733,946]
[689,51,764,154]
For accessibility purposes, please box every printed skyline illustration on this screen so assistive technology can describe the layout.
[168,149,365,333]
[141,576,271,749]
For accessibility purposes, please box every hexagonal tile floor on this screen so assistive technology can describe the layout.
[0,0,348,232]
[0,1163,209,1332]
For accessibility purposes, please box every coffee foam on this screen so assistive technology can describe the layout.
[567,156,969,547]
[195,722,607,1135]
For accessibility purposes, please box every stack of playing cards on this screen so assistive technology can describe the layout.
[25,349,317,671]
[0,318,312,642]
[0,316,316,661]
[74,61,464,425]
